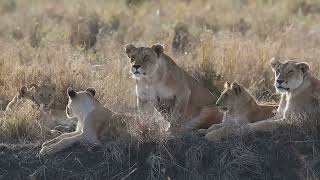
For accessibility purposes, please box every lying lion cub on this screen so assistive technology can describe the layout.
[125,43,223,130]
[39,87,130,156]
[4,84,76,131]
[205,82,278,141]
[250,58,320,132]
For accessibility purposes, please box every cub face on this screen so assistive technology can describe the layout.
[270,58,310,93]
[216,82,249,112]
[125,44,164,80]
[66,87,96,118]
[30,84,56,111]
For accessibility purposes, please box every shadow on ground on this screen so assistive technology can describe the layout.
[0,127,319,180]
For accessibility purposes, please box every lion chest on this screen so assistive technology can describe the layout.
[137,84,176,108]
[284,94,319,120]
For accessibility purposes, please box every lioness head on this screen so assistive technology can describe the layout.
[66,87,96,119]
[125,44,164,80]
[216,82,252,112]
[30,84,56,111]
[270,58,310,93]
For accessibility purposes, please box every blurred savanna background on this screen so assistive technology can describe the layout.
[0,0,320,179]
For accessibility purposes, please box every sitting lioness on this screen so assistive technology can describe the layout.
[205,82,278,141]
[125,44,223,129]
[250,58,320,132]
[39,87,130,156]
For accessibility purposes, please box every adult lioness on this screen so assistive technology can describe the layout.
[205,82,278,141]
[125,44,223,129]
[39,87,130,156]
[250,58,320,132]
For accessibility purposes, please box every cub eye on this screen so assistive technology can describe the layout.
[48,94,52,97]
[287,70,293,74]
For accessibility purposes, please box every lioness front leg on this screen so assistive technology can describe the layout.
[197,124,223,135]
[205,126,233,141]
[249,119,284,132]
[207,124,224,132]
[39,133,84,156]
[173,88,190,117]
[42,130,81,148]
[137,97,156,115]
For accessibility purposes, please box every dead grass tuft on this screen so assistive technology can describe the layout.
[70,13,100,51]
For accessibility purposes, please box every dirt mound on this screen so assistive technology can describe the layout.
[1,127,319,180]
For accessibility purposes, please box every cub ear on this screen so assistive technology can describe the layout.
[270,57,280,70]
[296,62,310,74]
[224,81,231,89]
[231,82,242,95]
[51,83,56,91]
[67,87,77,98]
[151,44,164,57]
[29,84,38,91]
[85,87,96,97]
[124,44,136,58]
[18,86,28,98]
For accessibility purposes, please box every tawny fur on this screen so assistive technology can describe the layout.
[125,44,223,130]
[250,58,320,132]
[205,82,277,141]
[5,86,34,114]
[39,87,130,156]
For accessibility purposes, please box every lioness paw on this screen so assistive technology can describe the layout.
[205,131,224,141]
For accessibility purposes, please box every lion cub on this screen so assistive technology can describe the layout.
[4,84,75,131]
[205,82,277,141]
[5,86,34,114]
[39,87,130,156]
[125,43,223,130]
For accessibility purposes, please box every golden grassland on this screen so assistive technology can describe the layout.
[1,0,320,138]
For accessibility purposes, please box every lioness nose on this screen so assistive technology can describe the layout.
[277,79,285,84]
[132,65,141,69]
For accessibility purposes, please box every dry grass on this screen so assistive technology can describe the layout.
[0,0,320,179]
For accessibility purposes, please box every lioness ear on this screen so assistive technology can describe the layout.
[86,87,96,97]
[231,82,242,95]
[18,86,28,98]
[151,44,164,57]
[224,81,231,89]
[270,57,280,70]
[67,87,77,98]
[125,44,136,58]
[296,62,310,74]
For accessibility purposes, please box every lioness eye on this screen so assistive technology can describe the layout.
[48,94,51,97]
[144,55,150,60]
[131,55,135,62]
[288,70,293,74]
